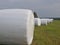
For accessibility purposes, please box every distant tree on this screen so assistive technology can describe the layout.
[53,18,60,20]
[33,12,38,18]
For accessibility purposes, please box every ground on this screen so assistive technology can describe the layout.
[31,20,60,45]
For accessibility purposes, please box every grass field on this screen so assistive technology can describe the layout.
[31,20,60,45]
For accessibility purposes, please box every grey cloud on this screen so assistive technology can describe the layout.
[0,0,60,17]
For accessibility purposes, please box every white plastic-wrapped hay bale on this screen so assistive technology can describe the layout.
[49,19,54,22]
[47,19,54,23]
[34,18,41,26]
[40,19,48,25]
[0,9,34,45]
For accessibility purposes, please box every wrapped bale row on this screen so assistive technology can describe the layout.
[40,19,54,25]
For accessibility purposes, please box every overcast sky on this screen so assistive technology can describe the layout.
[0,0,60,17]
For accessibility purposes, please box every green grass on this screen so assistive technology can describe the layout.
[31,20,60,45]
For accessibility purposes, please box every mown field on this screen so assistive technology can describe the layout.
[31,20,60,45]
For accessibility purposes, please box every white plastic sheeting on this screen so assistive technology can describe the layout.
[40,19,54,25]
[46,19,54,23]
[40,19,48,25]
[49,19,54,23]
[34,18,41,26]
[0,9,34,45]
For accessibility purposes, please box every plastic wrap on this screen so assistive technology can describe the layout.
[0,9,34,45]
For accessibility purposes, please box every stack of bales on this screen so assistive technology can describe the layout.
[40,18,54,25]
[0,9,34,45]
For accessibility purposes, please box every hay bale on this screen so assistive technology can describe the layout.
[34,18,41,26]
[40,19,48,25]
[47,19,54,23]
[0,9,34,45]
